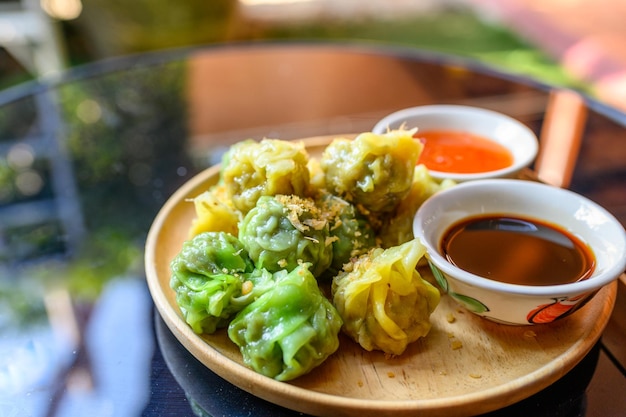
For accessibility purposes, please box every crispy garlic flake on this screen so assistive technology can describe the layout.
[275,194,328,233]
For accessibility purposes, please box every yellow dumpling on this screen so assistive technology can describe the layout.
[331,239,440,355]
[189,185,240,238]
[221,139,311,214]
[378,164,456,248]
[321,129,423,214]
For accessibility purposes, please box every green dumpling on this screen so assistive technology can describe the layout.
[170,232,256,334]
[221,139,311,214]
[228,264,342,381]
[318,192,377,276]
[331,239,440,355]
[320,129,423,214]
[238,195,333,277]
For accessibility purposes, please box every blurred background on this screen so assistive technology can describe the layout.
[1,0,625,110]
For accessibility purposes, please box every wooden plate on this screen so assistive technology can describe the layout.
[145,136,617,417]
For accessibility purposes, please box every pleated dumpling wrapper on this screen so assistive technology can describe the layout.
[332,239,440,355]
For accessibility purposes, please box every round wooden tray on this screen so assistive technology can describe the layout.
[145,136,617,417]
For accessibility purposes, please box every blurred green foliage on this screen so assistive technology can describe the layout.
[0,48,33,90]
[59,61,190,235]
[249,10,587,90]
[53,60,190,299]
[67,5,587,90]
[74,0,239,57]
[53,229,142,299]
[2,60,191,305]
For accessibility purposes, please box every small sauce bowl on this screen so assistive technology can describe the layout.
[372,105,539,182]
[413,179,626,325]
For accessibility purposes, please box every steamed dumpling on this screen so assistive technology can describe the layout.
[378,164,456,248]
[320,129,423,214]
[188,185,240,238]
[318,192,377,277]
[221,139,311,214]
[170,232,256,334]
[331,239,440,355]
[238,195,333,277]
[228,264,342,381]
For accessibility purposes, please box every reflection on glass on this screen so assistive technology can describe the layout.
[0,55,192,417]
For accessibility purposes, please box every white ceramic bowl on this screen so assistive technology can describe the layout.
[413,179,626,325]
[372,105,539,182]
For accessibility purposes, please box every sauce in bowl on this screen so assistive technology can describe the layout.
[441,214,596,286]
[416,130,514,174]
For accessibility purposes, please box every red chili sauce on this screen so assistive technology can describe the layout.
[415,130,514,174]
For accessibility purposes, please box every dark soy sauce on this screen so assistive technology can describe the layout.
[441,215,596,286]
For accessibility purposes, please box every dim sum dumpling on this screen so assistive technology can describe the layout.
[331,239,440,355]
[228,264,343,381]
[170,232,257,334]
[318,192,377,276]
[188,185,240,238]
[378,164,456,248]
[320,129,423,214]
[221,139,310,214]
[238,195,333,277]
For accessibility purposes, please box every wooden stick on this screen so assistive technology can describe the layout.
[535,89,587,188]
